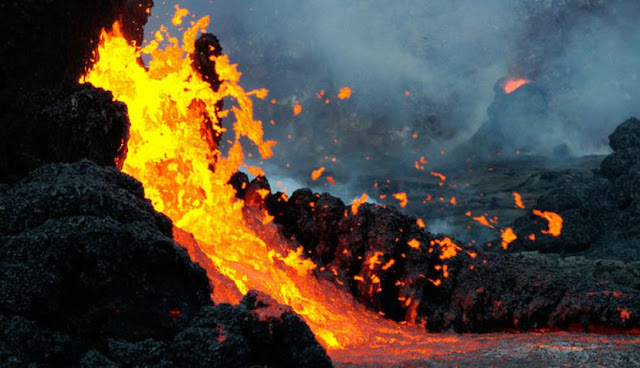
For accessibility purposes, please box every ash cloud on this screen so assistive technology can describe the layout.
[147,0,640,194]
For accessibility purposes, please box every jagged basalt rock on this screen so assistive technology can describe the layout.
[1,84,130,181]
[268,188,441,322]
[0,161,212,345]
[262,184,640,333]
[508,117,640,262]
[170,291,332,368]
[0,161,333,367]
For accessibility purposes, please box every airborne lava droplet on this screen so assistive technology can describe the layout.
[351,193,368,215]
[393,192,408,208]
[171,4,189,26]
[337,87,352,99]
[311,167,325,181]
[293,100,302,116]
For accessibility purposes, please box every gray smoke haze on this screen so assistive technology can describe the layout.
[146,0,640,195]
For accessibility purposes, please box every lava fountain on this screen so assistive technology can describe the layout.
[80,7,442,359]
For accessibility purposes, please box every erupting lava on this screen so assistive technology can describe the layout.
[503,77,530,94]
[80,7,440,358]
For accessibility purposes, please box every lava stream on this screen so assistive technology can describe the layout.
[80,9,433,357]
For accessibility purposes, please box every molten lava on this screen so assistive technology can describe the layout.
[533,209,563,237]
[512,192,525,209]
[338,87,352,99]
[503,77,530,94]
[80,8,445,358]
[500,227,518,250]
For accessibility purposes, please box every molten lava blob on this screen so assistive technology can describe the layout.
[500,227,518,250]
[337,87,352,99]
[311,167,325,181]
[513,192,525,209]
[503,78,530,94]
[80,10,445,358]
[533,210,563,237]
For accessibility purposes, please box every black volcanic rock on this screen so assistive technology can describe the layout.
[170,291,331,368]
[0,161,333,367]
[421,253,640,333]
[0,313,72,367]
[99,291,332,368]
[263,185,640,333]
[508,117,640,261]
[0,161,212,345]
[608,117,640,152]
[1,84,130,181]
[192,33,224,92]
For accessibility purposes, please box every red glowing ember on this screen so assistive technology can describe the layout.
[503,78,530,94]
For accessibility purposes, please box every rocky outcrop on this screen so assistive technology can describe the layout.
[509,117,640,261]
[1,84,130,181]
[0,161,332,367]
[238,178,640,333]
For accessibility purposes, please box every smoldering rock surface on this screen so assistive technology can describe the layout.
[0,161,332,367]
[232,177,640,334]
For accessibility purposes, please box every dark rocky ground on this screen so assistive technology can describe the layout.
[333,332,640,368]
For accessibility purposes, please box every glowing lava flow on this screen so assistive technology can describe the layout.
[81,10,433,356]
[503,77,530,94]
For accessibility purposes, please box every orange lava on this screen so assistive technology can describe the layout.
[513,192,525,209]
[337,87,352,99]
[77,7,583,364]
[80,12,457,357]
[503,77,530,94]
[293,100,302,116]
[407,239,421,249]
[533,210,563,237]
[351,193,369,215]
[473,215,495,229]
[432,237,461,260]
[500,227,518,250]
[430,171,447,181]
[311,166,325,181]
[171,4,189,26]
[393,192,408,208]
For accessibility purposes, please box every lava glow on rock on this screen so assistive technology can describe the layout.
[503,77,531,94]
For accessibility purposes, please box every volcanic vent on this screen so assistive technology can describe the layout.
[2,1,640,367]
